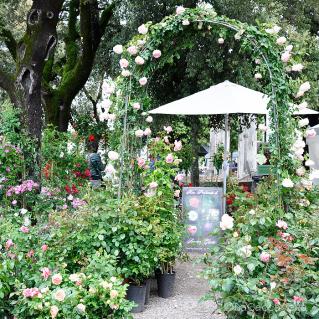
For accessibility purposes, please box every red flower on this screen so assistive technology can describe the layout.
[84,169,91,178]
[74,171,82,178]
[71,184,79,194]
[242,184,250,192]
[226,194,236,205]
[246,192,254,198]
[65,185,72,194]
[188,183,193,187]
[88,134,95,142]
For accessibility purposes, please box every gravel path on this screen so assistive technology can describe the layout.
[133,253,225,319]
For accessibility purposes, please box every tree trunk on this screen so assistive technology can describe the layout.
[190,117,200,186]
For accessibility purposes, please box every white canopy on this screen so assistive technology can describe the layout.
[149,80,270,115]
[149,80,318,116]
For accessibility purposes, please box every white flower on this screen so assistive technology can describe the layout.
[285,44,293,52]
[182,19,190,26]
[297,101,308,110]
[254,73,262,80]
[139,77,148,86]
[220,214,234,230]
[233,231,239,238]
[119,58,129,69]
[248,209,256,215]
[276,37,287,45]
[276,220,288,230]
[164,126,173,133]
[306,129,316,138]
[291,64,304,72]
[281,51,291,63]
[176,6,185,15]
[273,25,281,33]
[59,152,64,158]
[240,245,252,258]
[149,181,158,189]
[282,178,294,188]
[153,50,162,59]
[76,304,86,313]
[256,154,267,165]
[127,46,138,55]
[113,45,123,54]
[146,116,153,123]
[135,56,145,65]
[133,102,141,110]
[135,129,144,138]
[217,37,224,44]
[108,151,119,161]
[53,289,66,302]
[233,265,243,275]
[20,208,28,215]
[67,195,74,201]
[296,167,306,177]
[105,164,116,176]
[69,274,80,282]
[305,159,315,167]
[298,118,309,128]
[299,81,311,93]
[24,217,31,227]
[138,24,148,35]
[144,128,152,136]
[258,123,268,132]
[121,70,131,77]
[270,282,277,290]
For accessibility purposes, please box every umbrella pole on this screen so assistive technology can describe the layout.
[223,114,229,215]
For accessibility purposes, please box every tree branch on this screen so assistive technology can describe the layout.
[0,67,17,105]
[0,26,17,60]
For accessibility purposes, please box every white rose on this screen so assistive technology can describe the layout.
[108,151,119,161]
[299,81,311,93]
[233,265,243,275]
[113,45,123,54]
[270,282,277,290]
[76,303,86,313]
[182,19,190,26]
[282,178,294,188]
[276,37,287,45]
[135,56,145,65]
[296,167,306,177]
[285,44,293,52]
[298,118,309,128]
[135,129,144,138]
[281,51,291,63]
[291,64,304,72]
[220,214,234,230]
[146,116,153,123]
[138,24,148,35]
[305,159,315,167]
[218,38,224,44]
[254,73,262,80]
[139,77,148,86]
[176,6,186,15]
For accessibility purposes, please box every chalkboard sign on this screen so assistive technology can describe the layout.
[182,187,223,251]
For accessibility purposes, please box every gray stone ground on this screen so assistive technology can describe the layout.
[133,253,225,319]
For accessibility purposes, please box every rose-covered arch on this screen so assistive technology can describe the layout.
[108,4,312,206]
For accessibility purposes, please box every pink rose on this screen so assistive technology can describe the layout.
[119,58,129,69]
[187,225,197,235]
[127,46,138,55]
[135,56,145,65]
[306,129,316,138]
[137,158,146,168]
[176,6,185,15]
[164,126,173,133]
[54,289,66,302]
[42,244,48,252]
[110,290,119,298]
[164,136,170,144]
[135,129,144,138]
[260,252,271,263]
[273,298,280,305]
[174,140,182,151]
[138,24,148,35]
[276,220,288,230]
[20,226,29,233]
[26,250,34,258]
[42,267,51,280]
[149,182,158,189]
[165,153,174,163]
[113,45,123,55]
[293,296,304,303]
[281,51,291,63]
[133,102,141,110]
[153,50,162,59]
[52,273,62,285]
[50,305,59,318]
[139,77,148,86]
[175,174,184,182]
[144,128,152,136]
[5,239,14,250]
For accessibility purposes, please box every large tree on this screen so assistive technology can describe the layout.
[0,0,115,141]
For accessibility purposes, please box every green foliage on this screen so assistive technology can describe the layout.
[212,144,224,171]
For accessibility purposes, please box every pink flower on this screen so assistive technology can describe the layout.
[153,50,162,59]
[164,126,173,133]
[54,289,66,302]
[12,200,17,206]
[306,129,316,138]
[144,128,152,136]
[135,56,145,65]
[175,174,184,182]
[260,252,271,263]
[188,225,197,235]
[5,239,14,250]
[165,153,174,163]
[23,287,40,298]
[218,38,224,44]
[146,116,153,123]
[139,77,148,86]
[121,70,131,77]
[137,158,146,168]
[26,250,34,258]
[276,220,288,230]
[281,51,291,63]
[20,226,29,233]
[174,189,181,197]
[293,296,304,303]
[119,58,129,68]
[149,182,158,189]
[176,6,185,15]
[127,46,138,55]
[135,129,144,138]
[276,36,287,45]
[50,305,59,318]
[133,102,141,110]
[41,244,48,252]
[113,45,123,54]
[164,136,170,144]
[138,24,148,35]
[42,267,51,280]
[174,140,182,151]
[273,298,280,305]
[52,273,62,285]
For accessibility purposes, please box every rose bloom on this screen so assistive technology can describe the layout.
[298,118,309,128]
[69,273,80,282]
[299,81,311,93]
[108,151,119,161]
[149,182,158,189]
[144,128,152,136]
[110,290,119,299]
[174,189,181,197]
[52,273,62,285]
[119,58,129,69]
[20,226,29,233]
[260,252,271,263]
[135,129,144,138]
[135,56,145,65]
[42,267,51,280]
[273,298,280,305]
[133,102,141,110]
[305,159,315,167]
[175,174,184,182]
[276,36,287,45]
[282,178,294,188]
[127,45,138,55]
[41,244,48,252]
[276,220,288,230]
[281,51,291,63]
[293,296,304,303]
[254,73,262,80]
[164,125,173,133]
[176,6,185,15]
[137,157,146,168]
[164,136,170,144]
[139,77,148,86]
[153,50,162,59]
[297,101,308,110]
[291,63,304,72]
[146,116,153,123]
[121,70,131,77]
[233,265,243,275]
[218,37,224,44]
[296,167,306,177]
[54,289,66,302]
[182,19,190,26]
[138,24,148,35]
[285,44,293,52]
[5,239,14,250]
[220,214,234,230]
[174,140,182,151]
[113,44,123,54]
[165,153,174,163]
[306,129,316,138]
[188,225,197,235]
[76,303,86,312]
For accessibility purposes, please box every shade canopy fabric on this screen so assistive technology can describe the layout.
[149,81,270,115]
[149,80,319,116]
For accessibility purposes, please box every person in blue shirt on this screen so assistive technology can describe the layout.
[87,139,105,188]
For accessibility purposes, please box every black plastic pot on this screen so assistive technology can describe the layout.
[156,271,176,298]
[126,283,147,313]
[145,279,151,304]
